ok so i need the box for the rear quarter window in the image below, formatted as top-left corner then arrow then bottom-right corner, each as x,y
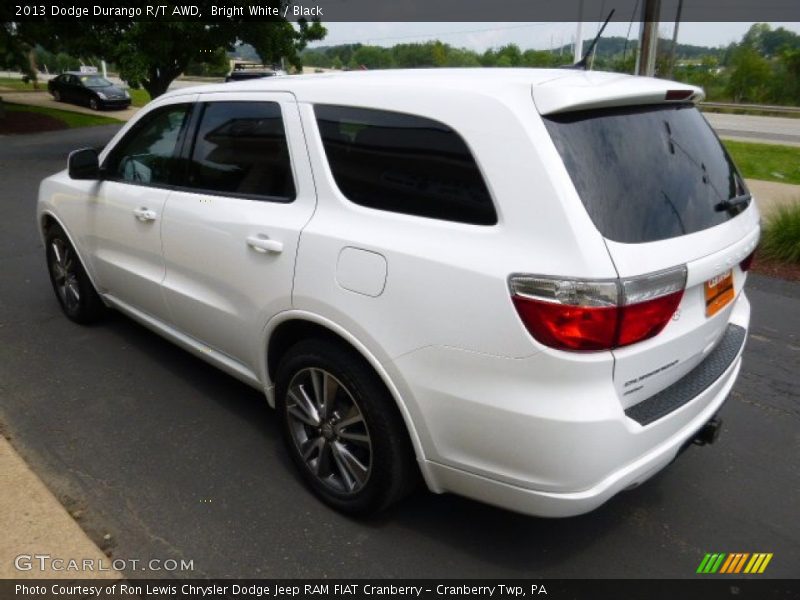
315,105 -> 497,225
544,104 -> 749,244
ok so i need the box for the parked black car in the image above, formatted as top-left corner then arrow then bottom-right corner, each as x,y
48,72 -> 130,110
224,68 -> 285,82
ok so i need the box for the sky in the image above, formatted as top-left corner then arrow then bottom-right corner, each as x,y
307,22 -> 800,52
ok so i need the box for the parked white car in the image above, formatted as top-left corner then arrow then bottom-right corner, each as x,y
37,69 -> 759,517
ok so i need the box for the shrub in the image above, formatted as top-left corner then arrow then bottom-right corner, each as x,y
760,202 -> 800,263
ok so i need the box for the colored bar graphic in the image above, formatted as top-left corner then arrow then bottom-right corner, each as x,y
734,553 -> 750,573
699,552 -> 773,574
711,553 -> 726,573
744,554 -> 759,573
727,553 -> 738,573
720,554 -> 736,573
758,554 -> 773,573
697,554 -> 712,573
720,554 -> 737,574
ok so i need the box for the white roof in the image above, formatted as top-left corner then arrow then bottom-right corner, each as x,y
163,68 -> 703,115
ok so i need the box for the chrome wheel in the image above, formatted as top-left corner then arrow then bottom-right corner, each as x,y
286,367 -> 372,495
49,238 -> 80,313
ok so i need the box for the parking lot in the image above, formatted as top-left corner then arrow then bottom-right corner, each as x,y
0,125 -> 798,578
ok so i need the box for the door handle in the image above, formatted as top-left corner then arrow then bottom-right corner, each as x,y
133,207 -> 157,222
246,235 -> 283,254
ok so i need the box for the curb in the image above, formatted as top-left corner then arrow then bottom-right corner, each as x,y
0,435 -> 121,579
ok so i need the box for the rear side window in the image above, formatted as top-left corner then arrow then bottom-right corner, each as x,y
544,104 -> 749,244
315,105 -> 496,225
187,101 -> 295,201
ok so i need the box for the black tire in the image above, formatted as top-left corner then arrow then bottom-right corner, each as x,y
45,224 -> 105,324
52,90 -> 61,102
275,338 -> 418,515
89,98 -> 99,111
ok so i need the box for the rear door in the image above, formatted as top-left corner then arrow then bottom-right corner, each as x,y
64,75 -> 80,102
159,92 -> 316,374
543,103 -> 759,408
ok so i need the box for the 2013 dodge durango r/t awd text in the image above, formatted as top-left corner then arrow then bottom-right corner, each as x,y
37,69 -> 759,517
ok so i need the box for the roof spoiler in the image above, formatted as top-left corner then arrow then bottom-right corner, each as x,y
533,77 -> 705,116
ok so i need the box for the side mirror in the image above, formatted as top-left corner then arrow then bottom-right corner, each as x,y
68,147 -> 100,180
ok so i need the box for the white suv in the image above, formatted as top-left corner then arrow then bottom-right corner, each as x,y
37,69 -> 759,517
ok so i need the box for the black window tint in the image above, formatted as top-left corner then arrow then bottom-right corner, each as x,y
187,101 -> 295,201
104,104 -> 190,186
544,104 -> 749,244
315,105 -> 496,225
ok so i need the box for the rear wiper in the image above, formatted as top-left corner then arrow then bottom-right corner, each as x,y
715,193 -> 751,212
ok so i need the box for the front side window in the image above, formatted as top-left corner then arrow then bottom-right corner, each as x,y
315,105 -> 497,225
186,101 -> 295,201
104,104 -> 190,186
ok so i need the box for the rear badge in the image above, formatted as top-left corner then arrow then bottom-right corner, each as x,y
705,270 -> 734,317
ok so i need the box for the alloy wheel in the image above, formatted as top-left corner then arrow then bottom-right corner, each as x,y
285,367 -> 372,495
49,238 -> 81,313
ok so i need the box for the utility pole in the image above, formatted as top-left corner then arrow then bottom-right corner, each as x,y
637,0 -> 660,77
573,0 -> 584,63
667,0 -> 683,79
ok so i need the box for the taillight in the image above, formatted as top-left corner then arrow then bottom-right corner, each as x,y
665,89 -> 694,101
740,249 -> 756,272
509,266 -> 687,352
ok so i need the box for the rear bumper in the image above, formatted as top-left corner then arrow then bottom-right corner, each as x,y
425,355 -> 740,517
395,293 -> 749,517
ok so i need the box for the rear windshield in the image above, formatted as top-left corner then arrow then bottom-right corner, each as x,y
544,104 -> 749,244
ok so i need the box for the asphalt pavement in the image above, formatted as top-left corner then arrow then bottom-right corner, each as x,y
0,126 -> 798,579
703,112 -> 800,146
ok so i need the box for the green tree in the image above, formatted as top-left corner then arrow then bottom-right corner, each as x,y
521,49 -> 559,68
443,48 -> 481,67
25,4 -> 325,97
352,45 -> 393,69
0,17 -> 37,83
495,44 -> 522,67
185,47 -> 231,77
726,45 -> 771,102
771,48 -> 800,104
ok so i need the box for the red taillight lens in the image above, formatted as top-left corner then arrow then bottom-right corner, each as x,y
510,267 -> 686,352
740,250 -> 756,272
512,296 -> 618,351
617,290 -> 684,347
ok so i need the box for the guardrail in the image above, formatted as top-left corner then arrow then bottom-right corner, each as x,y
701,102 -> 800,115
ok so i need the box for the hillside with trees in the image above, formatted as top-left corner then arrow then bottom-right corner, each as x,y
302,24 -> 800,106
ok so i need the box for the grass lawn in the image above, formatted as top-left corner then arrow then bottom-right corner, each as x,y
128,88 -> 151,107
723,140 -> 800,186
0,76 -> 43,91
4,102 -> 122,128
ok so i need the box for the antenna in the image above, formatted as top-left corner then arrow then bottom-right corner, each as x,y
565,9 -> 615,70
